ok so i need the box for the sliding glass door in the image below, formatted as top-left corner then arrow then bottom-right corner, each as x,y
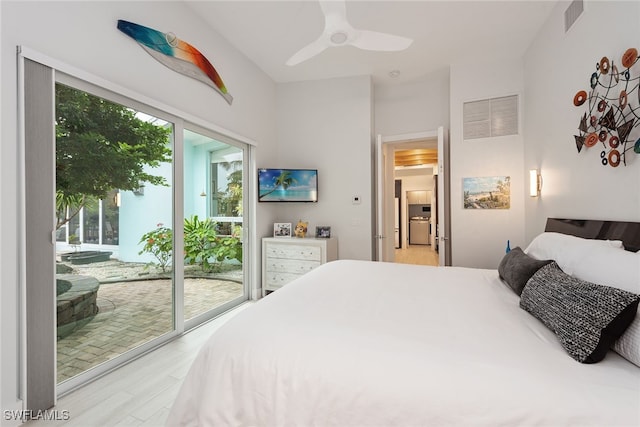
183,128 -> 247,326
20,53 -> 252,405
55,82 -> 177,385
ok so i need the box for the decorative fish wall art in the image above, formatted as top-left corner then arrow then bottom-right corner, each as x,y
117,19 -> 233,105
572,47 -> 639,167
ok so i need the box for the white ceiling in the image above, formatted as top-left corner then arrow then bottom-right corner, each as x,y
184,0 -> 558,85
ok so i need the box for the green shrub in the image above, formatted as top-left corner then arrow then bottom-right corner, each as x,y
139,216 -> 242,273
138,223 -> 173,272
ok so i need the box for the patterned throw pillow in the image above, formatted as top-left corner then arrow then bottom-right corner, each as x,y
520,262 -> 640,363
498,247 -> 552,295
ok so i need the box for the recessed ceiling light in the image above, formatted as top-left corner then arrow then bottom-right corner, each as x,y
330,31 -> 348,44
389,70 -> 401,78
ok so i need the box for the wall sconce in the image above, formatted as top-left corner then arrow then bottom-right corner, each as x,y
200,190 -> 207,197
529,169 -> 542,197
114,192 -> 122,207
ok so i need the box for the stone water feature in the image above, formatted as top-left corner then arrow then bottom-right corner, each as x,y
60,250 -> 113,265
56,274 -> 100,339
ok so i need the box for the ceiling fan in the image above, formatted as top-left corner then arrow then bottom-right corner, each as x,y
286,0 -> 413,66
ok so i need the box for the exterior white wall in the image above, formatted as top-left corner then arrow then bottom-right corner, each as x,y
1,0 -> 277,416
449,59 -> 526,268
119,162 -> 174,263
183,139 -> 198,220
274,76 -> 374,260
523,0 -> 640,242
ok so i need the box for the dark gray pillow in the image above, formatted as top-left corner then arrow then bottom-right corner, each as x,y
520,262 -> 640,363
498,247 -> 552,295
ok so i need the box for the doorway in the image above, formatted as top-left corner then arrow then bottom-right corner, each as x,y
375,128 -> 451,266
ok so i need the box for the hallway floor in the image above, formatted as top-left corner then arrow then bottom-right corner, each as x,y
394,244 -> 439,266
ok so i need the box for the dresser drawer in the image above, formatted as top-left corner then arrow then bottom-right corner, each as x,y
265,257 -> 321,274
265,271 -> 304,290
265,244 -> 321,261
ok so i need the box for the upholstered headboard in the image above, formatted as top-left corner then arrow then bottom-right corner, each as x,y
545,218 -> 640,252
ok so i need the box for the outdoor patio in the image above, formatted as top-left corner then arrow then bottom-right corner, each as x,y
56,259 -> 243,383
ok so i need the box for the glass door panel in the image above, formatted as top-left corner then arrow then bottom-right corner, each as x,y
183,129 -> 246,322
55,83 -> 175,384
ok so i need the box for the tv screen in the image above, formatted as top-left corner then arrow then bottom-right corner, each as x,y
258,168 -> 318,202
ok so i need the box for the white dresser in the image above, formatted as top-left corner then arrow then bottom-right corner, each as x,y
262,237 -> 338,296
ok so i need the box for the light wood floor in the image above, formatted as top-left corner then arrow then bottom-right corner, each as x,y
394,244 -> 439,266
26,303 -> 251,427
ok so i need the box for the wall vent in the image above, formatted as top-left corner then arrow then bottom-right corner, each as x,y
463,95 -> 518,140
564,0 -> 584,33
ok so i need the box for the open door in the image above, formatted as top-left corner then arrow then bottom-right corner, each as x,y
375,134 -> 398,262
376,129 -> 449,265
375,134 -> 385,260
436,126 -> 451,265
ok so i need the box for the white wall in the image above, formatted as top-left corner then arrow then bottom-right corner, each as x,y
374,68 -> 450,136
449,59 -> 526,268
275,76 -> 373,260
524,0 -> 640,242
1,0 -> 277,417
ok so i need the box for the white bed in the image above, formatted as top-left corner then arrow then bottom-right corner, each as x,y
168,225 -> 640,427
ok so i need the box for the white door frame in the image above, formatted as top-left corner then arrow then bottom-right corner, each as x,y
375,129 -> 450,265
436,126 -> 452,266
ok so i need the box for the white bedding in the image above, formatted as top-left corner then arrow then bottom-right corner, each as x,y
167,260 -> 640,426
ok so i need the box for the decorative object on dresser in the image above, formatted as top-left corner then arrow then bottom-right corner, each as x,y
315,226 -> 331,238
262,237 -> 338,296
273,222 -> 292,238
294,220 -> 308,238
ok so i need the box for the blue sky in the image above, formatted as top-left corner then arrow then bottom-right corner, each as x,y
258,169 -> 317,190
463,176 -> 509,194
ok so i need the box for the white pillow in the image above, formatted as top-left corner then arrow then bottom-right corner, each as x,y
571,243 -> 639,293
569,243 -> 640,367
524,232 -> 625,275
614,309 -> 640,367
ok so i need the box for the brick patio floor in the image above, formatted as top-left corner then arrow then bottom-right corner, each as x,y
57,277 -> 243,383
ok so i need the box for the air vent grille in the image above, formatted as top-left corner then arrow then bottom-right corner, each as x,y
565,0 -> 584,33
463,95 -> 518,140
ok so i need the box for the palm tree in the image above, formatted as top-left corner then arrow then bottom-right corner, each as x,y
259,170 -> 298,199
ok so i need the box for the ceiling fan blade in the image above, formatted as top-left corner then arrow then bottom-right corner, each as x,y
351,30 -> 413,52
319,0 -> 347,22
286,38 -> 329,66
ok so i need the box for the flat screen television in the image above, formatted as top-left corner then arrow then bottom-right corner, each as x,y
258,168 -> 318,202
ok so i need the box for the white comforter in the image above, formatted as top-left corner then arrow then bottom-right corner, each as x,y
167,260 -> 640,426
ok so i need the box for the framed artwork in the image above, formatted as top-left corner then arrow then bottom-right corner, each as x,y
273,223 -> 292,237
463,176 -> 510,209
315,226 -> 331,238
